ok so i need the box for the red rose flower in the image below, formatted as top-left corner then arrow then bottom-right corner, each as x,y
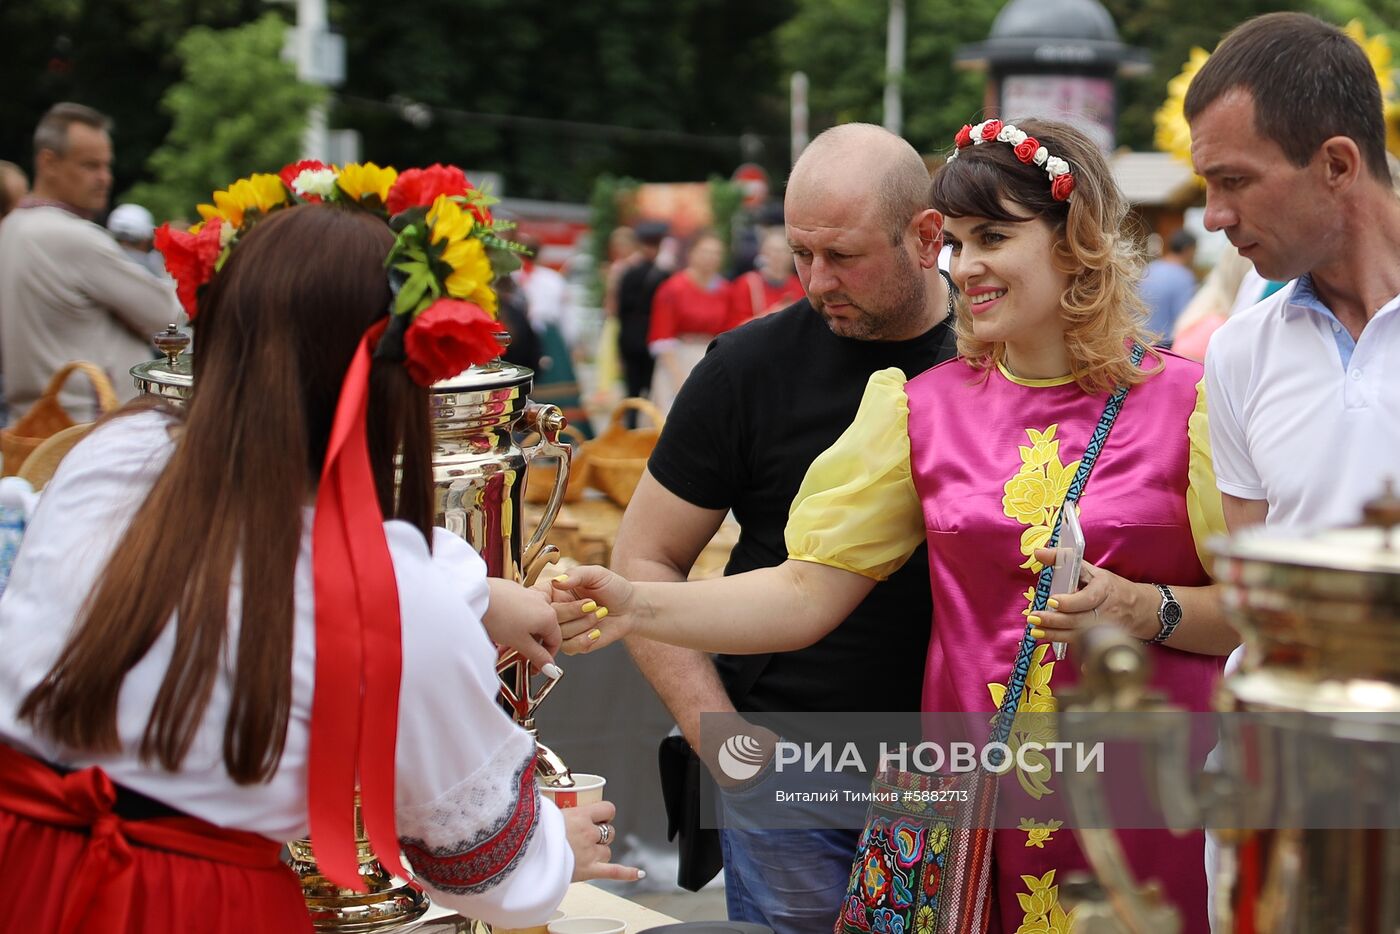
1013,136 -> 1039,164
278,160 -> 332,201
154,221 -> 223,321
402,298 -> 503,385
1051,172 -> 1076,201
386,164 -> 471,215
980,120 -> 1003,141
954,124 -> 973,149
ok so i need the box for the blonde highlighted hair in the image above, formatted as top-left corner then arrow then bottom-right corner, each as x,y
930,118 -> 1160,395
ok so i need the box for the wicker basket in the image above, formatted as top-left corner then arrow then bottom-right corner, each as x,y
1,361 -> 118,477
587,397 -> 665,507
524,424 -> 590,504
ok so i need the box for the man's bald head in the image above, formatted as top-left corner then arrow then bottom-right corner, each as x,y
787,123 -> 930,243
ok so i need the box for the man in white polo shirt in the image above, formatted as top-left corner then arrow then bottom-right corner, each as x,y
1187,16 -> 1400,927
1187,12 -> 1400,533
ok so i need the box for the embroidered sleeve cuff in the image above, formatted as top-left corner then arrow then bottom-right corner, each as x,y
398,730 -> 540,895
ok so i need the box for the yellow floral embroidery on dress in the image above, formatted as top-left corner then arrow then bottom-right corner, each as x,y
1019,818 -> 1064,848
915,904 -> 935,934
1014,870 -> 1075,934
1002,426 -> 1080,571
998,428 -> 1080,932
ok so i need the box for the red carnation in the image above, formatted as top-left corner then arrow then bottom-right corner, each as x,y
154,221 -> 223,321
386,164 -> 471,215
403,298 -> 503,385
1013,137 -> 1039,164
279,160 -> 332,201
1051,173 -> 1076,201
980,120 -> 1003,141
954,124 -> 974,148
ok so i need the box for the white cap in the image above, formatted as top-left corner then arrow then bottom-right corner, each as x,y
107,203 -> 155,241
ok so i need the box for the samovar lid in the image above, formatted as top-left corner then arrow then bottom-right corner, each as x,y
1213,481 -> 1400,575
1215,524 -> 1400,575
431,358 -> 533,393
131,324 -> 193,395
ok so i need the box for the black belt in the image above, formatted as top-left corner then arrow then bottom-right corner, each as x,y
30,747 -> 187,821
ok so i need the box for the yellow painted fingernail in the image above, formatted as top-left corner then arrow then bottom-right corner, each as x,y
553,574 -> 569,583
1030,628 -> 1047,640
594,607 -> 609,620
587,628 -> 602,641
1047,598 -> 1060,609
1027,615 -> 1042,626
581,600 -> 598,613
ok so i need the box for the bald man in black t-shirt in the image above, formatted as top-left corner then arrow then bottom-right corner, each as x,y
617,124 -> 959,934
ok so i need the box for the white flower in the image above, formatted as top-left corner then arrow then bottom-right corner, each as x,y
1046,157 -> 1070,178
1033,147 -> 1049,166
1009,128 -> 1028,146
217,220 -> 235,249
293,168 -> 339,199
997,125 -> 1017,143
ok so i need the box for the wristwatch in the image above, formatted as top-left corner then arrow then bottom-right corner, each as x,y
1148,584 -> 1183,644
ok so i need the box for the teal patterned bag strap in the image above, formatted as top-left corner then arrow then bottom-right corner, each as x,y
989,342 -> 1145,747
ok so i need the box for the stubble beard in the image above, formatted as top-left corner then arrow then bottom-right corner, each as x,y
815,246 -> 928,341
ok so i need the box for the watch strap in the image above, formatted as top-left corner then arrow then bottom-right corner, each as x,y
1149,583 -> 1182,645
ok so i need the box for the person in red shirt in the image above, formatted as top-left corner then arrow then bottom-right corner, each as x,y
727,228 -> 804,328
647,229 -> 731,411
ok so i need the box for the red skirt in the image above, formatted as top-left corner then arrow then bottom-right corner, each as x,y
0,743 -> 311,934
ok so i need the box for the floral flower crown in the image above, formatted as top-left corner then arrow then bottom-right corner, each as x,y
948,120 -> 1076,202
154,160 -> 526,385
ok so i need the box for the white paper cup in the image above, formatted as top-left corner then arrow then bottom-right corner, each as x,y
538,773 -> 606,808
548,917 -> 625,934
492,909 -> 565,934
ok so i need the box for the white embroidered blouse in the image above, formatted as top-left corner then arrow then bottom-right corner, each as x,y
0,411 -> 571,927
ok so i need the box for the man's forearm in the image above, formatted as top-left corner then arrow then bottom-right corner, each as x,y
615,552 -> 734,745
626,637 -> 733,746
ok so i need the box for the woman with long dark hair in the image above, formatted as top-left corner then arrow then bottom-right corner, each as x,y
0,171 -> 637,933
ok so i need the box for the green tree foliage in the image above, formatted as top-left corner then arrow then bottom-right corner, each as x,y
781,0 -> 1400,156
0,0 -> 261,204
778,0 -> 1002,156
1103,0 -> 1400,149
332,0 -> 795,202
125,15 -> 323,221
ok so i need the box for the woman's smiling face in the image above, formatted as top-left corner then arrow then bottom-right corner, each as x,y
942,207 -> 1073,350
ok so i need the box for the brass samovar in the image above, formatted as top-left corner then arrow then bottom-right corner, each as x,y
1058,488 -> 1400,933
133,324 -> 575,930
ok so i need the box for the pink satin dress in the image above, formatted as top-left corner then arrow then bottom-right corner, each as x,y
905,353 -> 1223,934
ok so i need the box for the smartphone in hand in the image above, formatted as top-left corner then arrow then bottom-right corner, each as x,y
1047,505 -> 1085,660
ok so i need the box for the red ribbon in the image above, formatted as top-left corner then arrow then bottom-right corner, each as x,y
309,319 -> 406,889
0,744 -> 283,934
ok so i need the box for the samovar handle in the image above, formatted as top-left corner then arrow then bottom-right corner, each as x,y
519,403 -> 572,581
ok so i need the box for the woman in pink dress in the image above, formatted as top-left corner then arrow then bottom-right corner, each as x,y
554,119 -> 1237,932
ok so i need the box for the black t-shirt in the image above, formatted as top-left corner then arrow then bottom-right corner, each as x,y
647,296 -> 959,713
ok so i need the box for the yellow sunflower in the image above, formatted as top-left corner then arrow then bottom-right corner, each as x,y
427,195 -> 474,245
196,173 -> 289,229
440,237 -> 495,305
337,162 -> 398,204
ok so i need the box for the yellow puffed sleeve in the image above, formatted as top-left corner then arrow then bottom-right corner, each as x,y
785,368 -> 926,580
1187,378 -> 1229,573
